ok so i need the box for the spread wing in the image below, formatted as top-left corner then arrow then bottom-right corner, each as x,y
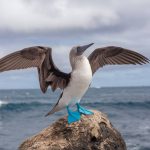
0,46 -> 71,93
88,46 -> 149,74
0,46 -> 46,71
44,49 -> 71,92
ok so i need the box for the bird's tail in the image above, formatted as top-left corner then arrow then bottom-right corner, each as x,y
45,92 -> 65,117
45,110 -> 54,117
45,103 -> 64,117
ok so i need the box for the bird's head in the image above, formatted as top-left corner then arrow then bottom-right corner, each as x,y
69,43 -> 94,68
70,43 -> 94,57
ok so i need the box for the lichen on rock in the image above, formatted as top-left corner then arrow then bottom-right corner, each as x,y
19,110 -> 126,150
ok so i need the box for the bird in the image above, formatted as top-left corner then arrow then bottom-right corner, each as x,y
0,43 -> 149,124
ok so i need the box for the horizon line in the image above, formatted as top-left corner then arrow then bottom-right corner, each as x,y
0,85 -> 150,90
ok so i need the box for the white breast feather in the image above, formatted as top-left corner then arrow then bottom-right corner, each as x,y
59,56 -> 92,107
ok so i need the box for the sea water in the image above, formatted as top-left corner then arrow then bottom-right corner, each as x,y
0,87 -> 150,150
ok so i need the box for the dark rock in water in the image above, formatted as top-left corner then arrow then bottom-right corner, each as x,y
19,110 -> 126,150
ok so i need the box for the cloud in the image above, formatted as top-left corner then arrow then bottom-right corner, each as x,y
91,65 -> 150,88
0,0 -> 119,33
0,0 -> 150,88
0,51 -> 4,57
0,0 -> 150,36
1,0 -> 150,52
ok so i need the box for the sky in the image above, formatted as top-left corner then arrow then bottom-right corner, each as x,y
0,0 -> 150,89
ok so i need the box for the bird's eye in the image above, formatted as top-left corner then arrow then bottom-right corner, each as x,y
77,47 -> 80,53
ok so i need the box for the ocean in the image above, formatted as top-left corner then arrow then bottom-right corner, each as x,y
0,87 -> 150,150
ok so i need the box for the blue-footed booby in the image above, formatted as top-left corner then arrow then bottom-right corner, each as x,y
0,44 -> 149,124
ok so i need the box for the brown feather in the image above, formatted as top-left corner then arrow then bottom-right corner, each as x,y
88,46 -> 149,74
0,46 -> 71,93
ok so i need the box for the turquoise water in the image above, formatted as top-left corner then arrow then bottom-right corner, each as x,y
0,87 -> 150,150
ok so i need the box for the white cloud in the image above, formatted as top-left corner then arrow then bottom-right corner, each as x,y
0,0 -> 119,33
0,47 -> 7,57
0,0 -> 150,88
0,51 -> 4,57
0,0 -> 150,35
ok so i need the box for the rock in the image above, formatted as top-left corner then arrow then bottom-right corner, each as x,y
19,110 -> 126,150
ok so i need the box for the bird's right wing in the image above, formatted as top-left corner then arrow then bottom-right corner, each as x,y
44,49 -> 71,92
0,46 -> 71,93
0,46 -> 47,72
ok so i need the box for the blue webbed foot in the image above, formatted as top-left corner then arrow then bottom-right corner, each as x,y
76,103 -> 94,115
67,106 -> 81,124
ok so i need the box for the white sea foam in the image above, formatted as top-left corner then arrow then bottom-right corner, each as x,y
0,100 -> 8,107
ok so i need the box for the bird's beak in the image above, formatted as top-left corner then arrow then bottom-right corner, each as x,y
77,43 -> 94,55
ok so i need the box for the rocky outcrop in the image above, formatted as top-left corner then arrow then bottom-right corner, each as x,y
19,110 -> 126,150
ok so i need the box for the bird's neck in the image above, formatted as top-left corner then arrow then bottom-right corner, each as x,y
71,56 -> 91,72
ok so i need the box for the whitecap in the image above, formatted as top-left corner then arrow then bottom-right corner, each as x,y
0,100 -> 8,107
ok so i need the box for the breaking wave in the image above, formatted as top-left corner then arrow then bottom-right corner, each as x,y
0,100 -> 150,112
0,100 -> 8,107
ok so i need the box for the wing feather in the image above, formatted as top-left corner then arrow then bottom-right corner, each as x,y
88,46 -> 149,74
0,46 -> 71,93
0,47 -> 46,72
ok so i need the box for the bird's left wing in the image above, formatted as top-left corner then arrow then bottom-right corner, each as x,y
88,46 -> 149,74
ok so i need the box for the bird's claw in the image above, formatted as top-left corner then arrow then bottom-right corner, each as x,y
67,106 -> 81,124
76,103 -> 94,115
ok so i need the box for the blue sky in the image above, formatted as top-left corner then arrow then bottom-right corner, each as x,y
0,0 -> 150,89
